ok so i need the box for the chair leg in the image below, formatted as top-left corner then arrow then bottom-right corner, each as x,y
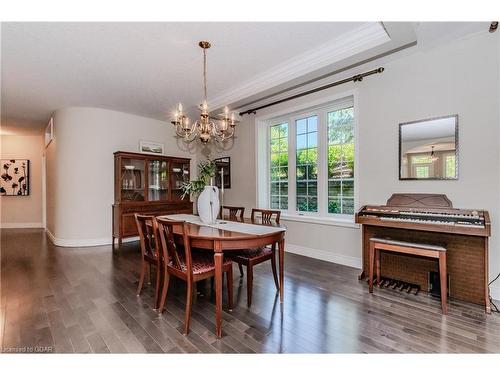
154,265 -> 161,309
184,280 -> 193,334
158,272 -> 170,313
227,265 -> 233,310
369,242 -> 375,293
136,260 -> 146,296
439,252 -> 448,315
246,265 -> 253,308
375,249 -> 381,285
238,263 -> 244,277
270,248 -> 280,291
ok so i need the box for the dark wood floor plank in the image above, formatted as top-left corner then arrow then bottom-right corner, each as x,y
66,324 -> 92,353
151,317 -> 200,353
92,301 -> 148,353
85,332 -> 111,353
47,310 -> 74,353
2,228 -> 500,354
87,309 -> 128,353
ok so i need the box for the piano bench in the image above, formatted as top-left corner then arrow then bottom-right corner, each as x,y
368,237 -> 448,314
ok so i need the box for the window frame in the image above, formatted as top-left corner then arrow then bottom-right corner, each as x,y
259,93 -> 358,224
269,122 -> 290,211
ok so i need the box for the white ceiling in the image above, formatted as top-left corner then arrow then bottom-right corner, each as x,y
401,116 -> 457,141
1,22 -> 372,123
1,22 -> 489,128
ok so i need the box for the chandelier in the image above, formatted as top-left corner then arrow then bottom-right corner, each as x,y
171,41 -> 236,144
429,145 -> 438,162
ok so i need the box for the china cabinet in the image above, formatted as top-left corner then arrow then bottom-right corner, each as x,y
112,151 -> 192,247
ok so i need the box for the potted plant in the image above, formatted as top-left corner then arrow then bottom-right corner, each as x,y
181,159 -> 219,224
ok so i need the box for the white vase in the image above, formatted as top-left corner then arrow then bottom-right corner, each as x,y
197,185 -> 220,224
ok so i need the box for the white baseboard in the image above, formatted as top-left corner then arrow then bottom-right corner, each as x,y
45,229 -> 138,248
0,222 -> 44,229
285,243 -> 362,269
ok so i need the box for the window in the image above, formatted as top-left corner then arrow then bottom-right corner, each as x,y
444,154 -> 456,178
327,107 -> 354,214
263,96 -> 356,220
270,123 -> 288,210
415,166 -> 429,178
296,116 -> 318,212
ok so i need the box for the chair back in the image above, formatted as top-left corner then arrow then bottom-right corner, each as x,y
154,217 -> 192,276
221,205 -> 245,220
251,208 -> 281,224
135,214 -> 160,260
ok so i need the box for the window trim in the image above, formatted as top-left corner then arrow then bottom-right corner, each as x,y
256,90 -> 359,224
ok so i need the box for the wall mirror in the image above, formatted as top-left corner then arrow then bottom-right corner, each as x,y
399,115 -> 458,180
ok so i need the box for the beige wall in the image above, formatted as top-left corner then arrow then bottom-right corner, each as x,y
204,31 -> 500,298
46,107 -> 197,246
0,134 -> 44,227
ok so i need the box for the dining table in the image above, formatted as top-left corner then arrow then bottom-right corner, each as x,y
159,213 -> 286,338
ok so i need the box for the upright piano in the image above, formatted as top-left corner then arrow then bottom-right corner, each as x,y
355,193 -> 491,313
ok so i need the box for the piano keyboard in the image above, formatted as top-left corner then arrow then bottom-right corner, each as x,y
379,216 -> 485,228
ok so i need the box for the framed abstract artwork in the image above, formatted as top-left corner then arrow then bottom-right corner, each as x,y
1,160 -> 30,196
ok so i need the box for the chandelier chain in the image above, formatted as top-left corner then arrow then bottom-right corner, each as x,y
203,48 -> 207,103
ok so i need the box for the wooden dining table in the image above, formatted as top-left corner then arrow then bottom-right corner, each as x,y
159,213 -> 286,338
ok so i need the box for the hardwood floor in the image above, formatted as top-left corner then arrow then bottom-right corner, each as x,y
1,228 -> 500,353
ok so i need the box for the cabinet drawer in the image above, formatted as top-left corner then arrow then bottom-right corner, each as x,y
122,214 -> 139,236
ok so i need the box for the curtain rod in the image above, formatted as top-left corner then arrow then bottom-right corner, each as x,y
238,67 -> 384,116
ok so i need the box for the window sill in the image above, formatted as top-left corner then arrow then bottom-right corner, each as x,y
280,213 -> 360,229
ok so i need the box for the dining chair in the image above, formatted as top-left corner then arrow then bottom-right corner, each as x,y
220,205 -> 245,220
226,208 -> 280,307
135,214 -> 162,309
154,217 -> 233,335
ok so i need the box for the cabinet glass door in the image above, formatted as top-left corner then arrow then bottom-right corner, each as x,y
121,158 -> 145,201
148,160 -> 169,201
171,161 -> 190,201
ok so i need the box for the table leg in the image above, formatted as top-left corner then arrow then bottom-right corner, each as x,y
278,239 -> 285,303
214,242 -> 223,338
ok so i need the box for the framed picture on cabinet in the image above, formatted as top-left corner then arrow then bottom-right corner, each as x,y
139,140 -> 165,155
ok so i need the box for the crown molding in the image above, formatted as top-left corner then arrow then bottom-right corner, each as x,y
209,22 -> 390,110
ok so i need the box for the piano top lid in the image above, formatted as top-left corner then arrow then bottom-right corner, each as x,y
386,193 -> 453,208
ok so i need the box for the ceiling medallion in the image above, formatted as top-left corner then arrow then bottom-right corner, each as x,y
171,41 -> 236,144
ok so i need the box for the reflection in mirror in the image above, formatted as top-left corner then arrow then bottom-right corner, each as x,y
399,115 -> 458,180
